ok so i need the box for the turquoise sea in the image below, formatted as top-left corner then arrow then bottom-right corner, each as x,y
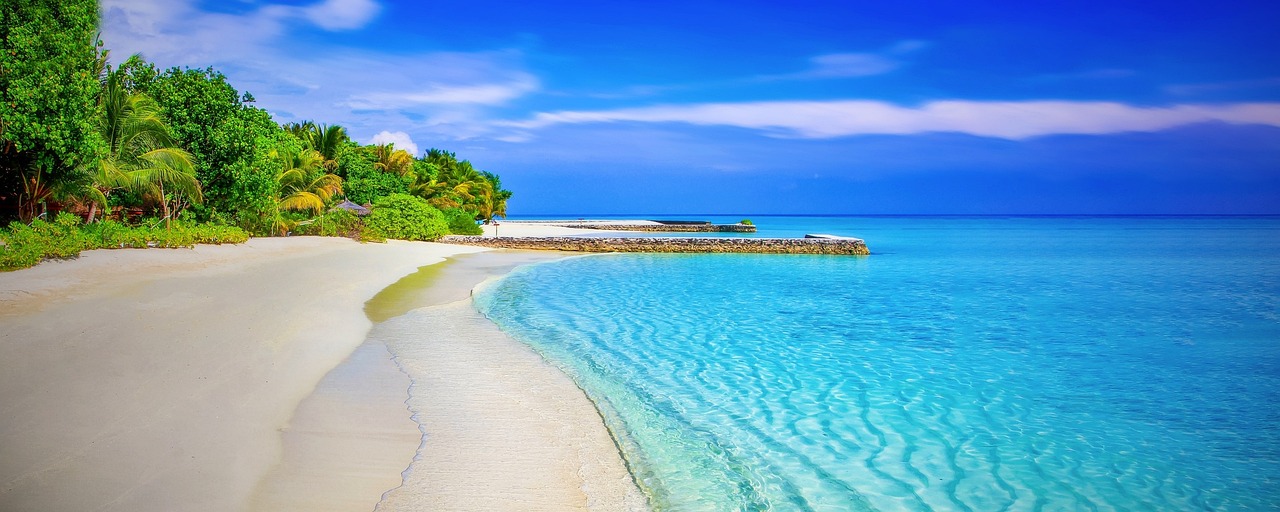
476,216 -> 1280,511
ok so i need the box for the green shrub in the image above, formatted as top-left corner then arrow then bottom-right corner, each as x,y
0,217 -> 249,272
0,222 -> 44,270
442,207 -> 482,235
366,193 -> 448,241
294,209 -> 363,238
740,219 -> 754,226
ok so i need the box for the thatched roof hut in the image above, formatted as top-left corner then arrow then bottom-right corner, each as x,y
335,200 -> 371,216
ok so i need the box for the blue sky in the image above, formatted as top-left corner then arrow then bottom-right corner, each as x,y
101,0 -> 1280,214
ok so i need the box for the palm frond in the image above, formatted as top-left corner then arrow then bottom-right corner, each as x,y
135,148 -> 203,203
278,192 -> 325,215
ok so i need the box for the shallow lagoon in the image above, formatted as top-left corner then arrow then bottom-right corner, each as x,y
477,217 -> 1280,510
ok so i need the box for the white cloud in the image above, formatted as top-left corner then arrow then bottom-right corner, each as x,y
505,100 -> 1280,140
100,0 -> 539,145
801,53 -> 899,78
345,77 -> 539,109
369,131 -> 420,156
303,0 -> 381,31
757,40 -> 928,81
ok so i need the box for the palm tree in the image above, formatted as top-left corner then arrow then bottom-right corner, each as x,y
130,151 -> 202,229
98,65 -> 201,227
270,146 -> 342,235
473,179 -> 507,225
372,143 -> 414,177
310,124 -> 348,170
409,177 -> 472,209
283,121 -> 348,170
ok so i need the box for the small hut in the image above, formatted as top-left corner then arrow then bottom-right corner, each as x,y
335,199 -> 371,216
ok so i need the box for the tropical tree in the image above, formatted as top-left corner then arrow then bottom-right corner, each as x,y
372,143 -> 414,177
269,145 -> 342,234
117,58 -> 277,219
0,0 -> 104,222
337,145 -> 409,205
131,148 -> 203,229
475,171 -> 511,224
284,121 -> 348,170
473,180 -> 505,225
409,176 -> 472,210
92,65 -> 202,225
411,148 -> 511,221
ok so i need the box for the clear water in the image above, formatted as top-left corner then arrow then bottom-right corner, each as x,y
474,216 -> 1280,511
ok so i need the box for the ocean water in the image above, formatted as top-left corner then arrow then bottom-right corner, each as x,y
474,216 -> 1280,511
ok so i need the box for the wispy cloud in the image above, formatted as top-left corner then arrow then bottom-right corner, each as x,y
503,100 -> 1280,140
755,40 -> 927,81
579,40 -> 928,100
344,77 -> 539,109
100,0 -> 539,143
1165,77 -> 1280,97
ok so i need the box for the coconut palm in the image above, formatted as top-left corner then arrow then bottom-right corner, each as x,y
372,143 -> 414,177
283,121 -> 348,170
473,179 -> 506,225
409,176 -> 472,210
270,146 -> 342,234
97,66 -> 201,227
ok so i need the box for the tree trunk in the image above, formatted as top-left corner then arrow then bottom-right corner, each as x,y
160,181 -> 170,230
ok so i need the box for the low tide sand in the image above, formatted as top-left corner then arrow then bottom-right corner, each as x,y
0,229 -> 644,511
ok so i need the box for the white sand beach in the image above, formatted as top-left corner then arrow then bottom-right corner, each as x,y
0,232 -> 643,511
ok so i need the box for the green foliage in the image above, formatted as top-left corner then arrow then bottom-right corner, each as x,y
442,207 -> 482,235
0,216 -> 248,271
340,147 -> 410,205
98,67 -> 203,228
293,208 -> 363,238
740,219 -> 754,225
366,194 -> 448,241
119,60 -> 277,218
0,0 -> 104,222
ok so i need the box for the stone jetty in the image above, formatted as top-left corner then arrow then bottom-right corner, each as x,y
439,236 -> 870,255
503,220 -> 757,233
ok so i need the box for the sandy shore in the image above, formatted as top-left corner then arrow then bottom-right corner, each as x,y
0,230 -> 644,511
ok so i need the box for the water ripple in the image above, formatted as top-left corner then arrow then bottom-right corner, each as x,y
475,218 -> 1280,511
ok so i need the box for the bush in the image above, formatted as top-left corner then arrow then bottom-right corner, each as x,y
442,207 -> 482,235
0,217 -> 249,272
294,209 -> 364,238
365,193 -> 448,241
740,219 -> 754,226
0,222 -> 44,270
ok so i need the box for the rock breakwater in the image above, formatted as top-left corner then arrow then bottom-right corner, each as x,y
564,223 -> 757,233
439,236 -> 870,255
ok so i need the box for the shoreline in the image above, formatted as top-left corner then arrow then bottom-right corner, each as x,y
0,228 -> 648,511
0,237 -> 488,511
252,250 -> 647,511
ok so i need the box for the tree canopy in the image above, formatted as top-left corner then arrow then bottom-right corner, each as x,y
0,9 -> 513,240
0,0 -> 104,221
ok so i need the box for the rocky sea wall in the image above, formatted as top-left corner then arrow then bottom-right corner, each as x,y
439,236 -> 870,255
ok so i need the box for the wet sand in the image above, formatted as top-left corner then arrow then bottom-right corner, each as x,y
0,237 -> 487,511
0,229 -> 646,511
252,251 -> 648,511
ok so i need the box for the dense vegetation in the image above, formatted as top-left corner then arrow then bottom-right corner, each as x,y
0,0 -> 510,270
